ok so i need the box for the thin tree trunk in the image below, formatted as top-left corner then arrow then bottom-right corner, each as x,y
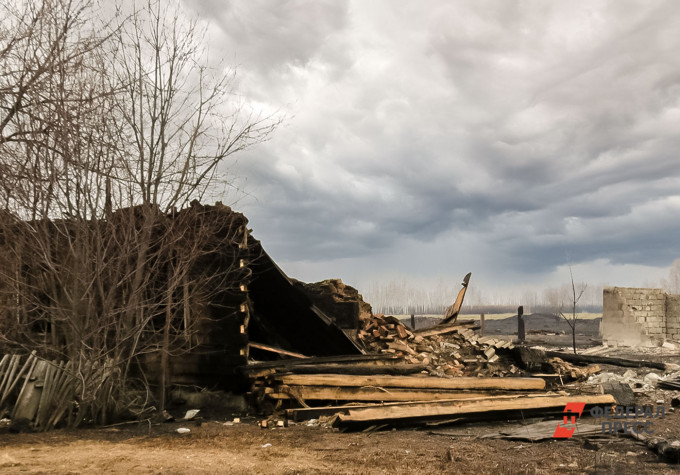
160,288 -> 172,411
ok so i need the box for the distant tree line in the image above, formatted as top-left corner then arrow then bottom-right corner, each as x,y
364,277 -> 604,316
373,303 -> 603,317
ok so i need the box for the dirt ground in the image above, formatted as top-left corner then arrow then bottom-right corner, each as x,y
2,408 -> 680,474
3,322 -> 680,474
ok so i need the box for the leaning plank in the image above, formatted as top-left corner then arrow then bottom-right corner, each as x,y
0,355 -> 18,401
248,342 -> 308,359
47,361 -> 75,429
545,351 -> 667,370
333,394 -> 616,427
273,374 -> 546,391
35,361 -> 56,430
285,393 -> 552,421
269,386 -> 518,403
8,353 -> 38,412
441,272 -> 472,324
0,354 -> 10,393
13,359 -> 48,421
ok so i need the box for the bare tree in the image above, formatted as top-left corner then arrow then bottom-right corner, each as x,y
0,0 -> 279,425
559,266 -> 587,354
661,258 -> 680,294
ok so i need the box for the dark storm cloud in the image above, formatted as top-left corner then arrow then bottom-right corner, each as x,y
186,0 -> 680,286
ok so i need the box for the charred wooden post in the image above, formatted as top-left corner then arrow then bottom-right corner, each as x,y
480,313 -> 485,336
517,306 -> 525,342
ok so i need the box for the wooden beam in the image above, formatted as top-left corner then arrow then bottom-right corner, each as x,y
269,385 -> 523,402
248,342 -> 308,359
241,354 -> 403,372
333,394 -> 616,427
285,393 -> 552,421
545,351 -> 667,370
413,319 -> 477,336
273,374 -> 546,391
280,363 -> 427,376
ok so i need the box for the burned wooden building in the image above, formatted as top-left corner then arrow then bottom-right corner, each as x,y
152,205 -> 364,387
0,202 -> 361,395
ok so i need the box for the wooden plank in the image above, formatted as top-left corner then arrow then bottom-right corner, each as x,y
285,393 -> 552,421
413,321 -> 478,338
47,361 -> 75,429
274,374 -> 546,391
269,385 -> 521,402
8,352 -> 37,411
0,354 -> 10,392
248,342 -> 308,359
35,361 -> 56,429
434,420 -> 602,441
545,351 -> 667,370
280,363 -> 427,376
0,355 -> 17,400
580,345 -> 609,355
441,272 -> 471,324
242,354 -> 403,372
333,394 -> 616,426
13,359 -> 48,421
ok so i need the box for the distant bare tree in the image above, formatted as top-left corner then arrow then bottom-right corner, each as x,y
661,258 -> 680,294
559,266 -> 587,354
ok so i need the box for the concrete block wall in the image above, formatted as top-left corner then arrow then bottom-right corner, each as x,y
666,294 -> 680,341
602,287 -> 669,346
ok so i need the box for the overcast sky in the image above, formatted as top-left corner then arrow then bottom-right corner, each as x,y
187,0 -> 680,303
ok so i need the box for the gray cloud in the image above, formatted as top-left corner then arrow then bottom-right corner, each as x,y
186,0 -> 680,292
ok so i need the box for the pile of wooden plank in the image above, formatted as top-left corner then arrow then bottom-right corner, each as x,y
357,316 -> 517,378
246,355 -> 614,430
244,316 -> 618,430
